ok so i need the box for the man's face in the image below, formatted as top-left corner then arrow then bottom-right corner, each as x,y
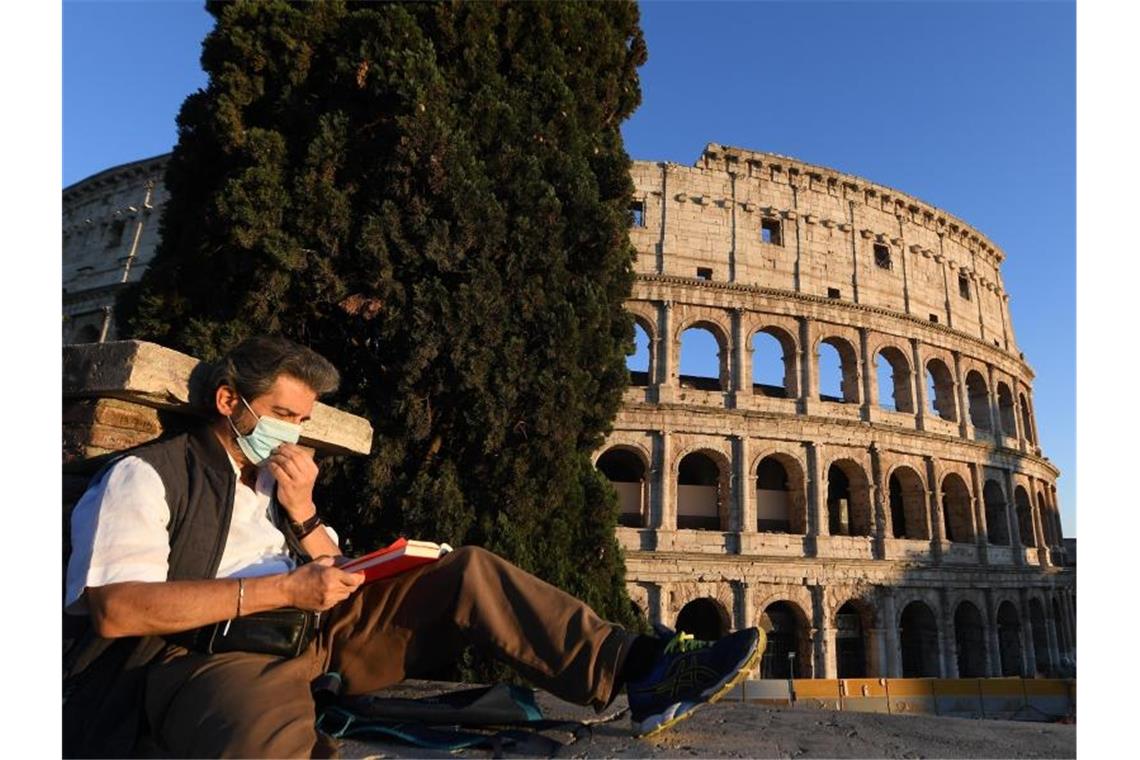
219,374 -> 318,465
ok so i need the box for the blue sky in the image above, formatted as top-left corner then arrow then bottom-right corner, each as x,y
62,0 -> 1076,537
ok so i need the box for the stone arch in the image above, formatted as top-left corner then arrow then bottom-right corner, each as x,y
996,600 -> 1024,676
885,464 -> 929,540
753,450 -> 808,534
1028,597 -> 1052,676
595,445 -> 650,529
983,479 -> 1010,545
925,357 -> 958,422
996,381 -> 1016,436
1015,486 -> 1035,548
750,324 -> 799,399
874,344 -> 915,413
940,472 -> 975,543
965,370 -> 991,433
826,458 -> 873,537
817,335 -> 861,404
675,597 -> 732,641
833,597 -> 875,678
758,599 -> 812,679
676,446 -> 732,531
627,317 -> 654,387
953,600 -> 988,677
678,320 -> 730,391
899,600 -> 942,677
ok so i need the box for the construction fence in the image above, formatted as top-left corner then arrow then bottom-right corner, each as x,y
723,678 -> 1075,722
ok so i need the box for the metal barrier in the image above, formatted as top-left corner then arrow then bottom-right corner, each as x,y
737,677 -> 1075,722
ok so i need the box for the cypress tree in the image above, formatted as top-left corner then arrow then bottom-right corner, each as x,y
118,0 -> 649,643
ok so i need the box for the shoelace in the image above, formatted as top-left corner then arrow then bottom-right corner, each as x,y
663,631 -> 710,654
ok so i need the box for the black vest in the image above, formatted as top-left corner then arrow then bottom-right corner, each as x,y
63,424 -> 239,758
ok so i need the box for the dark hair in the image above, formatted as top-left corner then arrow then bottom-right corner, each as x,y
208,336 -> 340,408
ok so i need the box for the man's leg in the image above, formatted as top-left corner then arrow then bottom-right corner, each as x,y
144,644 -> 336,758
318,546 -> 634,710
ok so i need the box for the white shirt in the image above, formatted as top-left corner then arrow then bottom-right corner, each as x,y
65,453 -> 337,614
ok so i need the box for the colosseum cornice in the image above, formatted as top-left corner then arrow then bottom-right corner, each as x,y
612,403 -> 1061,479
694,143 -> 1006,266
62,152 -> 170,204
631,274 -> 1036,381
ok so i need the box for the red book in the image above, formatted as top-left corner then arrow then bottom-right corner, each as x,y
340,537 -> 453,584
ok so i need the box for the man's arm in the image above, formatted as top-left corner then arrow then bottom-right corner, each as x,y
267,443 -> 343,559
85,558 -> 364,639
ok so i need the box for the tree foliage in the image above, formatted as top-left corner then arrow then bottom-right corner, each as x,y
118,0 -> 649,638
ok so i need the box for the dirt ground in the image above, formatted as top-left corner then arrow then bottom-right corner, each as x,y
334,681 -> 1076,759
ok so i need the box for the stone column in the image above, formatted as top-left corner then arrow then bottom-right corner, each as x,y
1041,596 -> 1060,676
869,443 -> 888,560
657,300 -> 676,403
799,317 -> 818,416
820,625 -> 838,679
646,583 -> 665,629
731,308 -> 747,406
924,456 -> 944,562
1027,475 -> 1050,566
881,589 -> 902,678
968,462 -> 988,560
868,627 -> 890,678
985,364 -> 1001,443
910,338 -> 928,432
939,588 -> 958,678
736,434 -> 754,533
658,430 -> 675,530
736,581 -> 756,630
1010,379 -> 1026,453
807,442 -> 828,540
1002,468 -> 1025,566
983,588 -> 1003,677
811,585 -> 834,678
1018,589 -> 1037,677
952,351 -> 971,439
860,327 -> 875,422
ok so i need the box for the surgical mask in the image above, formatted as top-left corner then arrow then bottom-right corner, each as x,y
227,395 -> 302,466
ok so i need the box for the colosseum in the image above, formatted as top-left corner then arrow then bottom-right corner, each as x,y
62,143 -> 1075,682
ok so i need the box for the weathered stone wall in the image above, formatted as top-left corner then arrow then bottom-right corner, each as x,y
607,144 -> 1074,680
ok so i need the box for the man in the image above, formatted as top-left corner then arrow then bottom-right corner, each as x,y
64,335 -> 763,757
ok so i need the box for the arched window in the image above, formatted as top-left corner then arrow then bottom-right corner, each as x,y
997,601 -> 1024,676
675,598 -> 730,642
677,452 -> 722,530
818,337 -> 859,404
899,601 -> 941,677
627,321 -> 651,387
925,358 -> 957,422
954,602 -> 988,677
596,448 -> 646,528
1015,487 -> 1035,548
997,382 -> 1016,436
827,460 -> 872,537
760,602 -> 809,679
835,601 -> 871,678
941,474 -> 974,543
679,325 -> 724,391
983,480 -> 1009,545
965,370 -> 991,433
875,347 -> 914,413
752,328 -> 797,398
888,467 -> 929,540
755,454 -> 807,534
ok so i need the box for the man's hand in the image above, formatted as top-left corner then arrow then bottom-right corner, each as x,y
285,557 -> 365,611
266,442 -> 319,521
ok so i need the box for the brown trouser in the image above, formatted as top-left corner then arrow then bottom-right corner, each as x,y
143,546 -> 633,758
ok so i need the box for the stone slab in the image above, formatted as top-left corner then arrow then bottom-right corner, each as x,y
63,341 -> 373,456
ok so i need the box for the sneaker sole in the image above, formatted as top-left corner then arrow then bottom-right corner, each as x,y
632,628 -> 766,739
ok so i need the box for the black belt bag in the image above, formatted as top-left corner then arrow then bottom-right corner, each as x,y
176,608 -> 319,658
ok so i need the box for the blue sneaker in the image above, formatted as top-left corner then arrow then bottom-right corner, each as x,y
627,627 -> 765,738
